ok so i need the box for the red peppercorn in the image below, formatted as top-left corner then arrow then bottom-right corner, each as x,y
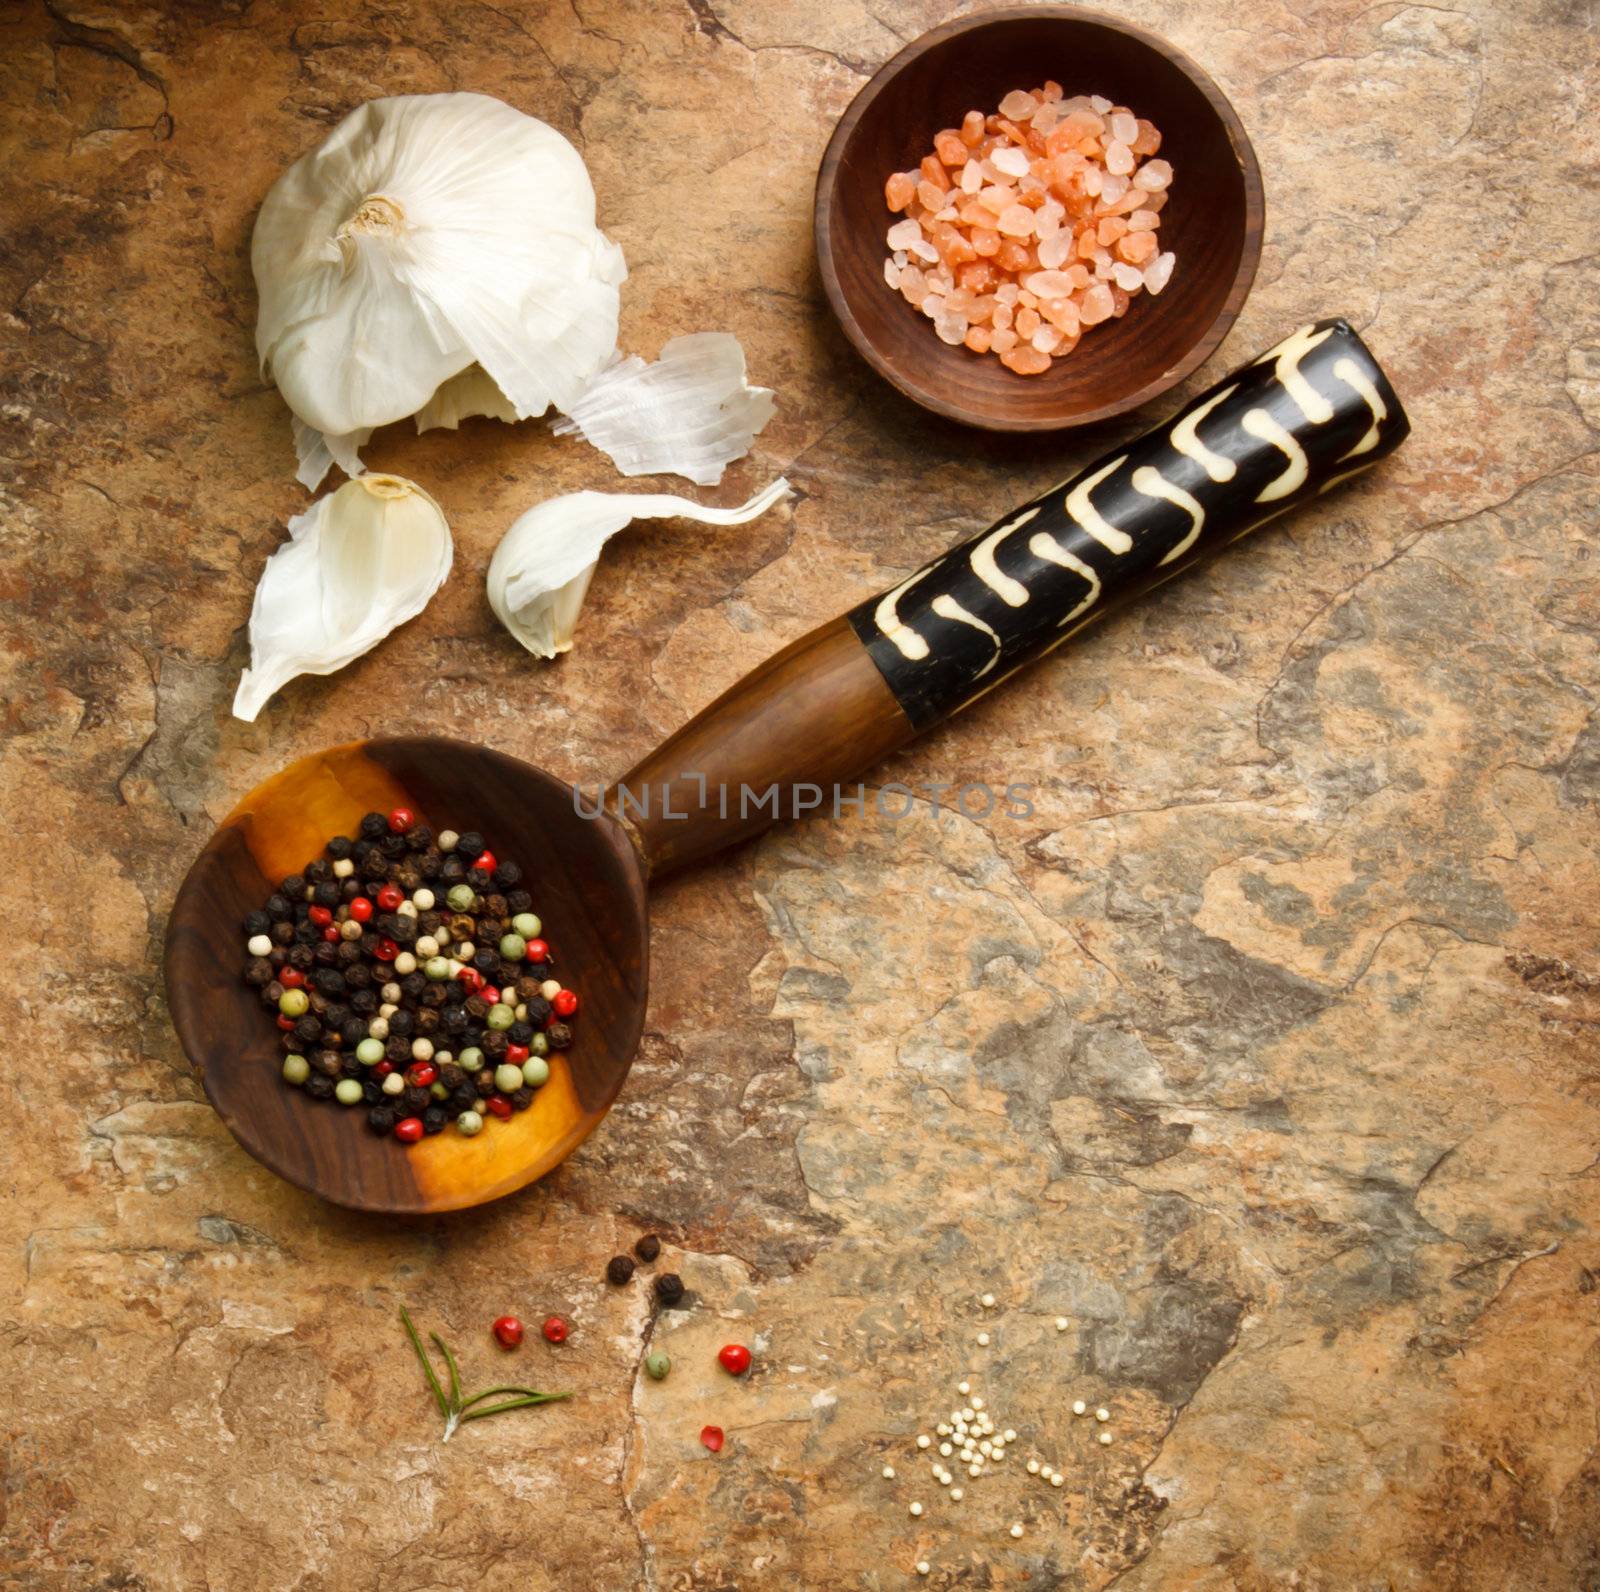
376,884 -> 404,912
373,1061 -> 393,1078
308,905 -> 333,927
407,1061 -> 438,1088
717,1343 -> 752,1376
322,926 -> 342,943
457,967 -> 483,991
486,1094 -> 513,1120
276,1014 -> 296,1031
552,989 -> 578,1018
393,1116 -> 423,1143
372,938 -> 399,962
475,849 -> 498,872
279,966 -> 306,989
492,1315 -> 524,1348
505,1043 -> 529,1065
388,807 -> 415,833
525,938 -> 549,963
349,896 -> 373,922
542,1316 -> 568,1344
700,1425 -> 725,1453
481,985 -> 500,1005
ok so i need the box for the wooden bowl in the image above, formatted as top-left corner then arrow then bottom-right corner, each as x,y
814,5 -> 1264,431
163,739 -> 649,1214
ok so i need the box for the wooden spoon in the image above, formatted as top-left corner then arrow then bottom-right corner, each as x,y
165,319 -> 1408,1212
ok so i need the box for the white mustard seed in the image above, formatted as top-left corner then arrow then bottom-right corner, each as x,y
957,1380 -> 970,1395
915,1563 -> 930,1577
971,1396 -> 985,1411
881,1465 -> 895,1479
1004,1429 -> 1017,1443
1098,1431 -> 1113,1445
976,1332 -> 990,1347
1072,1400 -> 1087,1416
1051,1473 -> 1065,1487
960,1407 -> 974,1421
1055,1317 -> 1069,1331
936,1423 -> 951,1436
1026,1459 -> 1040,1475
1010,1523 -> 1024,1539
1095,1408 -> 1110,1422
968,1463 -> 982,1478
939,1443 -> 952,1457
950,1487 -> 964,1501
980,1292 -> 996,1308
916,1434 -> 931,1449
909,1501 -> 923,1517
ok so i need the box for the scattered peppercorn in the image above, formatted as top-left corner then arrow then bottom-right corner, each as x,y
542,1316 -> 569,1344
492,1314 -> 524,1348
635,1233 -> 662,1264
644,1351 -> 671,1381
700,1425 -> 725,1453
717,1343 -> 752,1376
654,1273 -> 685,1307
606,1255 -> 636,1286
244,819 -> 581,1146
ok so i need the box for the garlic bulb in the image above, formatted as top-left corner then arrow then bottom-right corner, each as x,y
254,93 -> 625,488
233,474 -> 452,721
551,333 -> 777,486
488,479 -> 791,659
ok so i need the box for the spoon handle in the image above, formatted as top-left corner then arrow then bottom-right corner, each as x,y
848,318 -> 1407,729
621,319 -> 1408,876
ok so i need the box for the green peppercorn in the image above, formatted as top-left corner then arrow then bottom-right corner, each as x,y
456,1109 -> 484,1136
523,1056 -> 550,1088
529,1032 -> 550,1057
355,1037 -> 384,1064
447,883 -> 476,912
278,988 -> 310,1018
282,1054 -> 310,1086
424,955 -> 451,981
494,1062 -> 524,1094
499,933 -> 527,961
430,1081 -> 450,1100
644,1351 -> 671,1381
511,912 -> 542,939
458,1046 -> 484,1071
486,1004 -> 514,1032
334,1078 -> 364,1105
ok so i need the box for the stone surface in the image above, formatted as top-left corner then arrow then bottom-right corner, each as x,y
2,1 -> 1599,1587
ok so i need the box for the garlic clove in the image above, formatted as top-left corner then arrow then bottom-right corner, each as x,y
413,365 -> 519,434
487,478 -> 791,659
552,332 -> 777,487
233,473 -> 452,721
254,93 -> 625,468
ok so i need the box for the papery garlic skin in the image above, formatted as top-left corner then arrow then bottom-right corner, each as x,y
488,479 -> 791,659
552,333 -> 777,487
254,93 -> 625,481
413,365 -> 519,435
233,474 -> 453,721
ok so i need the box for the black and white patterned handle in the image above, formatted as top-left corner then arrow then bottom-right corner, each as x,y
848,319 -> 1410,729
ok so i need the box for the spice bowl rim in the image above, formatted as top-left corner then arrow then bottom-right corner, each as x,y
812,3 -> 1266,432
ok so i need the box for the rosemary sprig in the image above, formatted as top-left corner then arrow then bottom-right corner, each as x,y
400,1305 -> 571,1441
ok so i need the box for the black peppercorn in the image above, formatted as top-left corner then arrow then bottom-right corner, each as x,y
510,1087 -> 534,1111
363,1079 -> 384,1105
344,962 -> 372,989
452,1083 -> 478,1113
292,921 -> 319,946
305,1073 -> 336,1101
394,862 -> 422,892
438,1063 -> 466,1090
418,985 -> 446,1011
341,878 -> 362,902
352,838 -> 374,864
654,1273 -> 684,1306
324,1002 -> 351,1028
279,1030 -> 301,1053
483,1030 -> 508,1059
546,1022 -> 573,1050
326,835 -> 352,860
635,1234 -> 662,1263
506,1020 -> 533,1047
367,1104 -> 397,1134
339,1017 -> 368,1047
304,859 -> 330,885
313,941 -> 339,968
262,980 -> 285,1006
493,862 -> 522,889
364,854 -> 391,881
244,909 -> 272,937
380,831 -> 406,858
275,882 -> 302,908
403,1085 -> 430,1114
505,888 -> 532,914
472,948 -> 499,976
418,910 -> 444,936
419,848 -> 443,880
385,1036 -> 412,1065
606,1255 -> 636,1285
294,1014 -> 322,1044
349,988 -> 378,1016
390,916 -> 417,945
422,1106 -> 447,1134
525,996 -> 552,1027
457,831 -> 485,859
465,995 -> 489,1020
439,856 -> 467,884
387,1009 -> 415,1038
485,893 -> 509,919
271,921 -> 295,946
313,1050 -> 343,1077
443,980 -> 467,1005
468,867 -> 491,889
359,811 -> 388,840
314,968 -> 346,996
442,1005 -> 468,1036
339,1054 -> 362,1079
244,957 -> 274,987
476,1069 -> 497,1094
269,947 -> 289,970
336,941 -> 362,967
313,880 -> 341,908
415,1007 -> 440,1035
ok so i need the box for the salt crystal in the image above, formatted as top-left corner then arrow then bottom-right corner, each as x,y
910,238 -> 940,264
922,293 -> 945,319
1037,231 -> 1074,269
887,219 -> 923,251
999,89 -> 1038,121
1126,209 -> 1158,231
960,160 -> 984,193
961,109 -> 986,146
883,258 -> 900,288
1143,251 -> 1175,294
1042,296 -> 1079,336
991,146 -> 1030,178
1035,208 -> 1060,239
1104,140 -> 1133,176
1094,254 -> 1115,280
1112,262 -> 1144,291
995,280 -> 1019,304
936,313 -> 968,345
893,249 -> 908,267
1023,270 -> 1075,298
978,184 -> 1016,215
1134,158 -> 1173,191
1080,283 -> 1114,324
1110,112 -> 1138,145
997,204 -> 1035,238
935,206 -> 959,222
991,326 -> 1019,353
1090,94 -> 1112,114
991,302 -> 1014,330
1131,118 -> 1162,156
1000,344 -> 1051,375
1083,166 -> 1104,196
1033,102 -> 1061,136
1031,324 -> 1061,354
1101,173 -> 1129,203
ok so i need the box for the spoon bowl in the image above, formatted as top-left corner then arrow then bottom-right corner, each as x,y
164,737 -> 648,1213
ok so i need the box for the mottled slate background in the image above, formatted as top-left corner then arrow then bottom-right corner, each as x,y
3,0 -> 1599,1587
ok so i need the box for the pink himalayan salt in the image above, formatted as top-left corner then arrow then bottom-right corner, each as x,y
1133,158 -> 1173,191
1131,118 -> 1161,155
1143,250 -> 1176,294
1116,229 -> 1158,265
1126,208 -> 1159,231
1001,344 -> 1052,374
935,129 -> 968,166
965,324 -> 993,352
991,326 -> 1020,353
961,110 -> 986,145
997,204 -> 1035,237
1104,139 -> 1133,176
1079,282 -> 1114,325
1109,111 -> 1138,145
999,89 -> 1039,120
